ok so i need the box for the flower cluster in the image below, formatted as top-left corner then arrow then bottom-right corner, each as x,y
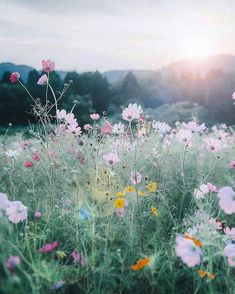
56,109 -> 82,135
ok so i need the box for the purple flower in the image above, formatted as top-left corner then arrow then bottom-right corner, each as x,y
6,255 -> 21,272
71,250 -> 86,267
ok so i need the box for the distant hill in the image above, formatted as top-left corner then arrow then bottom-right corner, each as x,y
158,55 -> 235,78
103,55 -> 235,83
2,55 -> 235,84
0,62 -> 34,82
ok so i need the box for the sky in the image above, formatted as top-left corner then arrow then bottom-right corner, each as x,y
1,0 -> 235,72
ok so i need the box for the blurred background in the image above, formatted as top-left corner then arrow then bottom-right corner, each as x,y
0,0 -> 235,129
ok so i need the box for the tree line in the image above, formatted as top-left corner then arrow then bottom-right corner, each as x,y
0,68 -> 235,127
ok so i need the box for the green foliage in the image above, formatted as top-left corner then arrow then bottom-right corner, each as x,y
1,67 -> 235,128
0,126 -> 235,293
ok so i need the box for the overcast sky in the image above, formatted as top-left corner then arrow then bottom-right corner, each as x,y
1,0 -> 235,71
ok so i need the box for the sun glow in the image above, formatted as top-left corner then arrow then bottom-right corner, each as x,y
181,36 -> 214,59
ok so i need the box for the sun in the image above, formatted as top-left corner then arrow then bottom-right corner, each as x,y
181,36 -> 213,59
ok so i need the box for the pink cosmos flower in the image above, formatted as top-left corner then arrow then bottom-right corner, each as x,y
214,130 -> 229,142
0,193 -> 9,216
217,186 -> 235,214
90,113 -> 100,120
6,255 -> 21,272
176,130 -> 192,146
56,109 -> 67,120
32,151 -> 40,161
71,250 -> 86,266
21,140 -> 30,150
113,123 -> 124,134
103,152 -> 120,165
203,138 -> 221,152
37,74 -> 48,85
101,121 -> 113,136
84,124 -> 92,131
6,201 -> 28,224
152,121 -> 171,135
224,244 -> 235,266
130,171 -> 142,185
56,124 -> 66,134
42,60 -> 55,73
194,184 -> 209,199
224,227 -> 235,241
116,208 -> 125,217
182,122 -> 206,133
10,72 -> 20,83
122,103 -> 143,122
229,160 -> 235,169
67,125 -> 82,135
175,236 -> 202,267
24,161 -> 33,168
232,92 -> 235,100
207,182 -> 217,192
39,241 -> 59,253
66,113 -> 76,125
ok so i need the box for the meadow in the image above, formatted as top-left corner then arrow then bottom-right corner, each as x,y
1,63 -> 235,294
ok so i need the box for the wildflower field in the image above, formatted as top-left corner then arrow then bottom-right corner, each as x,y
1,61 -> 235,294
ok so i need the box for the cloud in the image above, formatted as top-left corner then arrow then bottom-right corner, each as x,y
0,0 -> 235,71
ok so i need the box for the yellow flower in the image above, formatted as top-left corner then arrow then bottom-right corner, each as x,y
197,270 -> 216,279
116,191 -> 126,197
138,190 -> 145,196
115,198 -> 125,209
125,186 -> 135,193
147,181 -> 158,192
207,273 -> 216,279
56,251 -> 66,259
197,270 -> 207,278
151,207 -> 158,216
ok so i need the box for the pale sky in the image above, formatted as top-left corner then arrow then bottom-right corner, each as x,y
0,0 -> 235,71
